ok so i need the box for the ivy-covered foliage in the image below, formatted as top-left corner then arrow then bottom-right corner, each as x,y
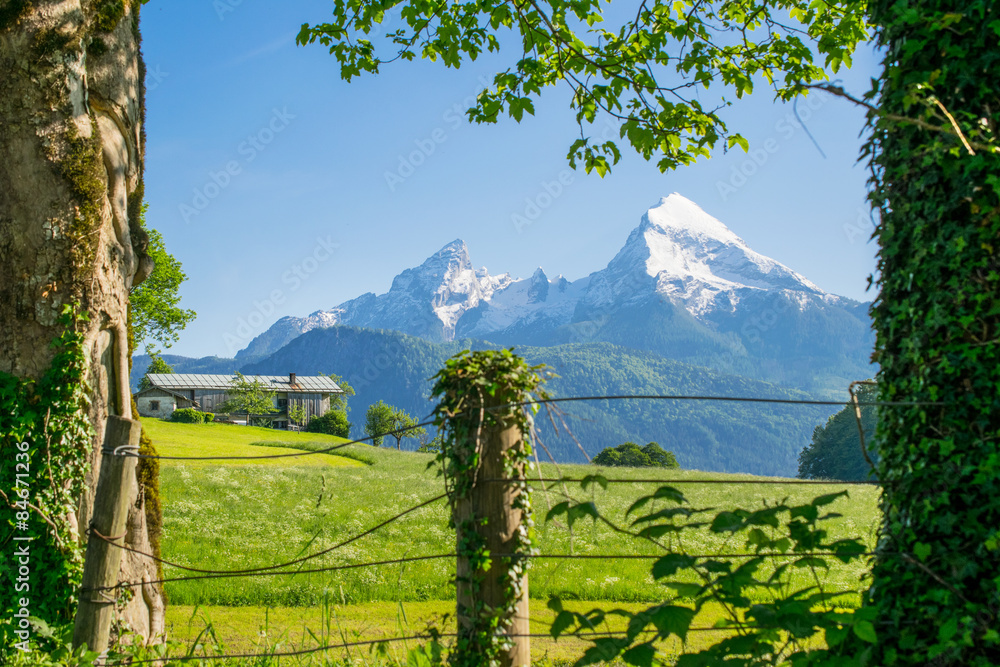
593,441 -> 680,469
797,383 -> 877,482
430,349 -> 548,666
547,478 -> 875,666
0,307 -> 94,640
863,1 -> 1000,664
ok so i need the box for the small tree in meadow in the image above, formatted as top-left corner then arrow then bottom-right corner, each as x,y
364,401 -> 426,449
364,400 -> 395,447
287,402 -> 307,428
219,372 -> 276,427
385,406 -> 426,450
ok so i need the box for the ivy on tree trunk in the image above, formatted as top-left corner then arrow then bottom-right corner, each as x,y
864,1 -> 1000,664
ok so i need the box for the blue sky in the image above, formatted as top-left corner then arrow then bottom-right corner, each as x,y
141,1 -> 882,359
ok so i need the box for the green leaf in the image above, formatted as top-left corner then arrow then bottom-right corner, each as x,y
621,642 -> 657,666
727,134 -> 749,152
580,474 -> 608,491
551,610 -> 576,638
852,619 -> 877,644
938,616 -> 958,642
652,554 -> 697,579
710,511 -> 744,532
649,605 -> 696,639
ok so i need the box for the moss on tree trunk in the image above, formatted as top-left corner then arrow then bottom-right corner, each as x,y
0,0 -> 164,644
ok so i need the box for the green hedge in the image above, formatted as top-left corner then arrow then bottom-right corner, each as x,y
170,408 -> 212,424
305,409 -> 351,438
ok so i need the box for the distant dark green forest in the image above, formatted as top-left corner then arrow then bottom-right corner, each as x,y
135,326 -> 839,476
798,383 -> 878,481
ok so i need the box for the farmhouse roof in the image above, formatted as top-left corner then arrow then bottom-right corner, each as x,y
134,385 -> 201,406
145,374 -> 343,393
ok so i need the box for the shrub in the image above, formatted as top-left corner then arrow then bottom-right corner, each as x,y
201,412 -> 215,423
306,409 -> 351,438
170,408 -> 207,424
640,441 -> 679,468
593,441 -> 679,468
417,435 -> 444,454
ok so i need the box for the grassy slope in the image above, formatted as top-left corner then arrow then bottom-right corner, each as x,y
154,421 -> 880,610
144,419 -> 362,469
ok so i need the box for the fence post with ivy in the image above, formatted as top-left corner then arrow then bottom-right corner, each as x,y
431,350 -> 546,667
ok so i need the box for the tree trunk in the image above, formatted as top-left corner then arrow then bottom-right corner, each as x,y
864,0 -> 999,664
0,0 -> 162,644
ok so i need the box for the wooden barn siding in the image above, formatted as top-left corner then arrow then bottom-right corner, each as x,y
288,393 -> 330,422
190,389 -> 332,421
193,389 -> 229,413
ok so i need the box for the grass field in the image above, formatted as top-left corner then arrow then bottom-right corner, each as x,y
152,419 -> 881,614
163,599 -> 748,665
144,420 -> 365,469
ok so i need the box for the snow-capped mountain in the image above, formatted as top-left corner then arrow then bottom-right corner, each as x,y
592,194 -> 827,311
237,239 -> 511,360
237,194 -> 874,395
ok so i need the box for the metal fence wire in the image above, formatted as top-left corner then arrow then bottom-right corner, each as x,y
91,391 -> 907,665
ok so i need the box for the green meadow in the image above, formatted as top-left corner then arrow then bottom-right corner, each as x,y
148,419 -> 882,662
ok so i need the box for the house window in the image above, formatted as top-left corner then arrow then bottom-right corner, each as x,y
277,398 -> 288,409
272,421 -> 288,430
150,400 -> 160,411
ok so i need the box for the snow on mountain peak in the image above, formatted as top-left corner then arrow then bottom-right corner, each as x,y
641,195 -> 820,293
588,194 -> 825,317
644,193 -> 740,244
238,194 -> 846,359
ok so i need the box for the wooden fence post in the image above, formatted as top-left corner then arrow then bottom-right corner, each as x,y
454,395 -> 531,667
73,415 -> 141,656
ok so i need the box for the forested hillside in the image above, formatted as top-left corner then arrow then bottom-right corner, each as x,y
233,326 -> 834,475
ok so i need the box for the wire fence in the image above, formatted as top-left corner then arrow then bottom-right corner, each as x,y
92,391 -> 894,665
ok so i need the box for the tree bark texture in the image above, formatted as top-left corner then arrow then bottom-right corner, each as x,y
0,0 -> 162,643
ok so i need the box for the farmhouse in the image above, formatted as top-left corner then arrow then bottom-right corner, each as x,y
135,373 -> 344,429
